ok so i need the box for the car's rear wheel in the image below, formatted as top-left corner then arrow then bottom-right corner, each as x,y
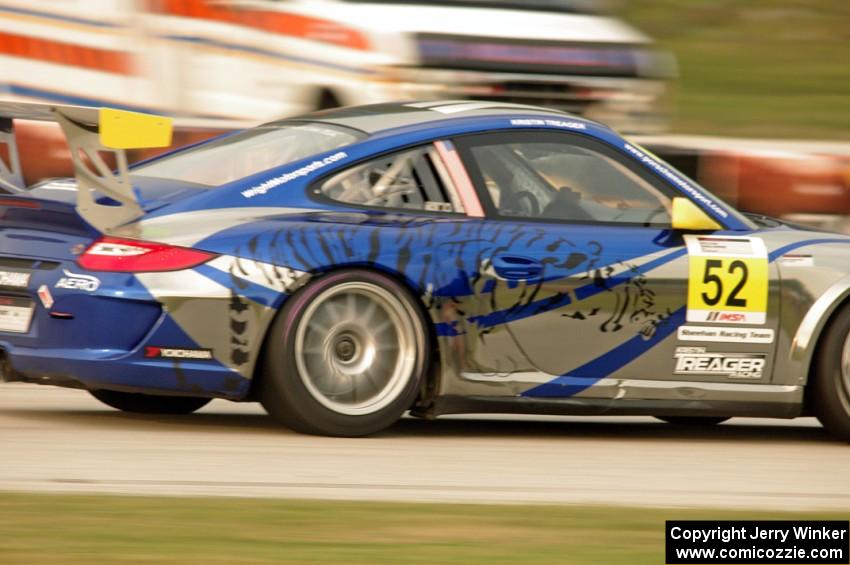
810,305 -> 850,441
89,389 -> 211,414
260,270 -> 429,437
654,416 -> 729,426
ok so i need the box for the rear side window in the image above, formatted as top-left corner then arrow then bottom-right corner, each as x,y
318,145 -> 464,213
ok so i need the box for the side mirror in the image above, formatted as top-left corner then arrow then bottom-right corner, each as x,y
671,197 -> 722,231
98,108 -> 173,149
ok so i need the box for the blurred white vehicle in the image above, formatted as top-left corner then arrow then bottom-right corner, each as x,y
0,0 -> 673,180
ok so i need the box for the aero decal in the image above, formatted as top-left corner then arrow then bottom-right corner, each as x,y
685,235 -> 768,325
55,270 -> 101,292
434,140 -> 484,217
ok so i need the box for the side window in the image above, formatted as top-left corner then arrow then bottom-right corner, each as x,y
319,145 -> 465,213
462,133 -> 674,226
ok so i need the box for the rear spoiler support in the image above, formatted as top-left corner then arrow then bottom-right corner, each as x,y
0,118 -> 23,192
0,101 -> 172,232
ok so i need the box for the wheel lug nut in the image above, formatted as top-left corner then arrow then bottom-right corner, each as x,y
336,338 -> 356,361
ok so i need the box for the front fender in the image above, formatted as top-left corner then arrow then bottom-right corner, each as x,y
788,273 -> 850,386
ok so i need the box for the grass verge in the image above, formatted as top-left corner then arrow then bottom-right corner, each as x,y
620,0 -> 850,139
0,492 -> 846,563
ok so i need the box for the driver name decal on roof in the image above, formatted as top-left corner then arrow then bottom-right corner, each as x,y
685,235 -> 768,325
510,118 -> 587,130
241,151 -> 347,198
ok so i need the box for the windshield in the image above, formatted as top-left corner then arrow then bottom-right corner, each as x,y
338,0 -> 607,14
624,139 -> 755,229
131,122 -> 365,188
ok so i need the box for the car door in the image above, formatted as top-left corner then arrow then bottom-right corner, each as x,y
310,140 -> 520,379
453,130 -> 780,396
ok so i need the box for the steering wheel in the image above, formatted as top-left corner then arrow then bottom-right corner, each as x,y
508,191 -> 541,217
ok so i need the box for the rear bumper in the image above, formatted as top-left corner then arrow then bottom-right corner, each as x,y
0,267 -> 256,400
0,341 -> 250,399
0,253 -> 301,400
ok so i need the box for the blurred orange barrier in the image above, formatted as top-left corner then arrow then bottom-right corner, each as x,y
701,152 -> 850,220
13,121 -> 223,186
643,137 -> 850,231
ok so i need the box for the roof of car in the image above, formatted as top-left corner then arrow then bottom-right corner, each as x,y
295,100 -> 583,135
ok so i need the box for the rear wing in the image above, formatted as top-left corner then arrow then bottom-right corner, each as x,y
0,101 -> 172,232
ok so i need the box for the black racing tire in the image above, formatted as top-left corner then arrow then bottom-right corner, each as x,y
654,416 -> 730,426
89,389 -> 211,414
259,269 -> 430,437
810,305 -> 850,441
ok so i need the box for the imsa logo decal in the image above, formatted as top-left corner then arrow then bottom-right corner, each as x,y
674,347 -> 766,379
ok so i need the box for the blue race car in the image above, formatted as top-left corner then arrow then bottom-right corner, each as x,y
4,100 -> 850,438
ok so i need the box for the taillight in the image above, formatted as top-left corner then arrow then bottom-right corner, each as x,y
0,198 -> 41,209
78,236 -> 217,273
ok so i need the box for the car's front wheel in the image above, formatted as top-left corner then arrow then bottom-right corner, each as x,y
810,306 -> 850,441
89,390 -> 211,414
259,270 -> 429,437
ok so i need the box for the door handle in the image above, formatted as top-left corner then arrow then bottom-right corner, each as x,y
482,255 -> 543,280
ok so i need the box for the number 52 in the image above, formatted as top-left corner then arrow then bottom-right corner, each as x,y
700,259 -> 749,307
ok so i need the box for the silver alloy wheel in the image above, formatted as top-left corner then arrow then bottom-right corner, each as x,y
293,281 -> 419,416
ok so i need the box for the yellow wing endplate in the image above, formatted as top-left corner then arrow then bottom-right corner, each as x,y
98,108 -> 172,149
0,100 -> 175,230
0,101 -> 173,150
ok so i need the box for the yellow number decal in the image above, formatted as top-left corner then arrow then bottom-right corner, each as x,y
685,236 -> 768,324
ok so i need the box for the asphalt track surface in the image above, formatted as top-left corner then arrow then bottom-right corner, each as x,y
3,382 -> 850,510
